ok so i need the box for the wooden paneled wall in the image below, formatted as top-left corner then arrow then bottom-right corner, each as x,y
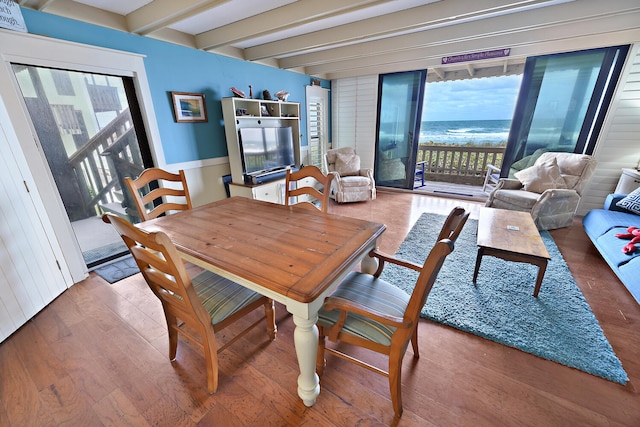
579,42 -> 640,215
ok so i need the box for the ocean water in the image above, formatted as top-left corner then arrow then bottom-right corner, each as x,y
419,119 -> 510,146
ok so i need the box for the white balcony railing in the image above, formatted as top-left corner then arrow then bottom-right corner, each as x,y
417,144 -> 505,186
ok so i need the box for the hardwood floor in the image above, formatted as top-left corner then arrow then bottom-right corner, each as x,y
1,191 -> 638,426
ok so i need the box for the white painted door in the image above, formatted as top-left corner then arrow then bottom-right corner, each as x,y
0,98 -> 68,342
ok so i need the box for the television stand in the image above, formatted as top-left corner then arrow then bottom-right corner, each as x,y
229,170 -> 314,205
245,168 -> 291,185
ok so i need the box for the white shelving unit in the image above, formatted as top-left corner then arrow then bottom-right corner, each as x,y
221,97 -> 301,189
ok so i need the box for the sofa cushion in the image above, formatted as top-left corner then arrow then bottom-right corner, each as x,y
616,187 -> 640,214
616,258 -> 640,303
583,206 -> 640,305
515,157 -> 567,193
582,208 -> 640,238
594,227 -> 640,268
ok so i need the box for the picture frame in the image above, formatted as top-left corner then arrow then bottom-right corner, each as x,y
171,92 -> 208,122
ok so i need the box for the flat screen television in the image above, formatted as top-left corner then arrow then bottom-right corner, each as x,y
238,127 -> 295,176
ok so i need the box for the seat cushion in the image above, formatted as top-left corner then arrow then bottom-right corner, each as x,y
339,175 -> 372,188
192,270 -> 263,325
318,271 -> 409,346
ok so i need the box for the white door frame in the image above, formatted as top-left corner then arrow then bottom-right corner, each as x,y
0,29 -> 165,283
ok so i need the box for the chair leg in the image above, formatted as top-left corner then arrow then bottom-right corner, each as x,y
411,327 -> 419,359
165,313 -> 179,361
316,327 -> 327,377
388,350 -> 404,421
264,299 -> 277,340
202,328 -> 219,394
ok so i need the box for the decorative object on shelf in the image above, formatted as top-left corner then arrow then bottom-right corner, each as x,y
171,92 -> 208,123
230,87 -> 245,98
260,105 -> 270,117
263,89 -> 271,100
274,90 -> 290,101
248,85 -> 253,99
311,78 -> 321,86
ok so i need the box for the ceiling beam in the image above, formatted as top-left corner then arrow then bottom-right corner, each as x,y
243,0 -> 570,61
467,64 -> 475,77
195,0 -> 390,51
126,0 -> 231,35
28,0 -> 128,31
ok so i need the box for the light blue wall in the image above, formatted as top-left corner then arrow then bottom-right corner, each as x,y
21,8 -> 330,165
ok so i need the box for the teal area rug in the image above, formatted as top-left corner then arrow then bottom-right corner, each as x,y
380,213 -> 628,384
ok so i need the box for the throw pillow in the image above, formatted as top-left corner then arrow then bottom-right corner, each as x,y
335,153 -> 360,176
514,157 -> 567,193
616,187 -> 640,215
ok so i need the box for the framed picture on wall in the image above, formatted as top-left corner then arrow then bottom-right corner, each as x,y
171,92 -> 208,122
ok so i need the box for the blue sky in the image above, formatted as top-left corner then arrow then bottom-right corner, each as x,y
422,75 -> 522,122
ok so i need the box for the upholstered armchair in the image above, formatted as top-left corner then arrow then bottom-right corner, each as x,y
485,152 -> 597,230
325,147 -> 376,203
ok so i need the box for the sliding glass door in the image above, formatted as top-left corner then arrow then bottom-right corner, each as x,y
501,45 -> 629,175
374,70 -> 426,189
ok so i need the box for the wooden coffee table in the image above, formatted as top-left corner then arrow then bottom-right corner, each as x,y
473,207 -> 551,297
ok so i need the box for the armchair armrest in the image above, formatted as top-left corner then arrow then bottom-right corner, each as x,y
486,164 -> 500,174
369,249 -> 422,277
531,188 -> 581,219
328,171 -> 341,181
495,178 -> 523,190
359,168 -> 375,182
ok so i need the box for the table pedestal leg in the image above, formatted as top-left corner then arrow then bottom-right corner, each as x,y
361,254 -> 378,274
292,314 -> 320,407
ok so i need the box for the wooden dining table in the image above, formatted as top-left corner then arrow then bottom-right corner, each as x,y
137,196 -> 386,406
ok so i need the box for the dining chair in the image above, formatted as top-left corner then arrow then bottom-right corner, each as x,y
125,167 -> 193,221
102,213 -> 276,394
284,165 -> 334,213
316,206 -> 469,421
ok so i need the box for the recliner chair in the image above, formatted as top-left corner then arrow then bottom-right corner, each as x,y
485,152 -> 597,230
325,147 -> 376,203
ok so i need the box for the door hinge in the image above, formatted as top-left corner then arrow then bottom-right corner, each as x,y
23,180 -> 29,192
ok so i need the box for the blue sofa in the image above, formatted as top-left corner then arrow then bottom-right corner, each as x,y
583,194 -> 640,304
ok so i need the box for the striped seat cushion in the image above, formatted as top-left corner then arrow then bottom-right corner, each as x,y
318,271 -> 410,346
192,270 -> 264,325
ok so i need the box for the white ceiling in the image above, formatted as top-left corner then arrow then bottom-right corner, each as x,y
18,0 -> 640,80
